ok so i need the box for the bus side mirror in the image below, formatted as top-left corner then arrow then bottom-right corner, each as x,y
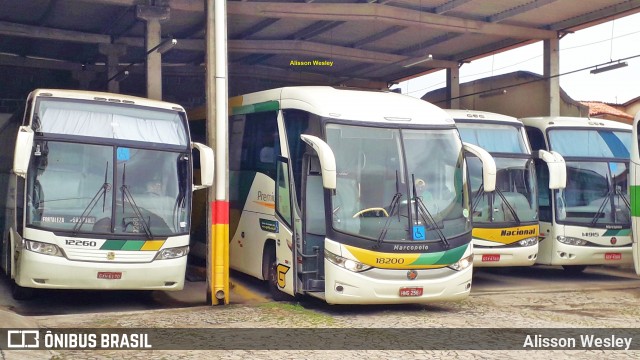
537,150 -> 566,190
13,126 -> 34,178
463,142 -> 496,192
300,134 -> 336,190
192,141 -> 214,191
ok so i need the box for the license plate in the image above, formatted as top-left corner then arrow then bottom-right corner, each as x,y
605,253 -> 622,261
399,287 -> 423,297
97,271 -> 122,280
482,254 -> 501,262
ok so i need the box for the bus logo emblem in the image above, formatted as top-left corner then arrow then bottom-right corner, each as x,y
407,270 -> 418,280
107,252 -> 115,260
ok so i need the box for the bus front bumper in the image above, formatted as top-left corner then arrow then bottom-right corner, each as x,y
322,260 -> 472,305
473,242 -> 538,267
547,243 -> 633,266
15,250 -> 186,290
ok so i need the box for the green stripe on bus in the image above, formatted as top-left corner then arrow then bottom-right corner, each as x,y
100,240 -> 126,250
631,185 -> 640,217
410,244 -> 468,266
121,240 -> 146,251
603,229 -> 631,236
231,100 -> 279,115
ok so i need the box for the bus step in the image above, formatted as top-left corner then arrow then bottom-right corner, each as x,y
305,279 -> 325,291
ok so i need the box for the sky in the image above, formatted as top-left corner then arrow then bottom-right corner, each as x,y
394,11 -> 640,104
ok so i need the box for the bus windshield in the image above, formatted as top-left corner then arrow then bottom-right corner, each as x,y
26,141 -> 190,237
549,129 -> 631,158
557,161 -> 630,226
468,157 -> 537,225
326,124 -> 470,242
548,129 -> 631,226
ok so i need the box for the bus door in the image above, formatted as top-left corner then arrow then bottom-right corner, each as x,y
274,154 -> 325,296
298,154 -> 326,292
274,156 -> 298,297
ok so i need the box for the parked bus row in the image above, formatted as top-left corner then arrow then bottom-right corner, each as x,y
1,87 -> 635,306
187,86 -> 634,305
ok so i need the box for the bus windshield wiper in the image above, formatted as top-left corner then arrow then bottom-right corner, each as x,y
411,175 -> 448,248
495,188 -> 521,224
376,192 -> 402,246
471,184 -> 485,214
73,162 -> 110,234
120,164 -> 153,239
376,172 -> 403,246
590,190 -> 612,227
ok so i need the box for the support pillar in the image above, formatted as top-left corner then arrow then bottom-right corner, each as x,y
136,5 -> 170,100
98,43 -> 127,93
446,66 -> 460,109
544,36 -> 560,117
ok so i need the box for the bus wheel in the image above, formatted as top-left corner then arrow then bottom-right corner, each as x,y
562,265 -> 587,274
266,250 -> 292,302
11,281 -> 35,301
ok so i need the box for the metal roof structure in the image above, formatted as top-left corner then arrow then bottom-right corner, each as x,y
1,0 -> 639,104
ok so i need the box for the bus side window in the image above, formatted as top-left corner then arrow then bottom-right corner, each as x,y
234,111 -> 279,179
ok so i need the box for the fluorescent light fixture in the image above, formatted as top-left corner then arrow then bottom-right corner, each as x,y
590,61 -> 627,74
403,54 -> 433,68
479,89 -> 507,98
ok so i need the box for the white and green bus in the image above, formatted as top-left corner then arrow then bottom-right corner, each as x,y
225,86 -> 496,304
630,111 -> 640,275
447,110 -> 543,267
0,89 -> 213,299
523,116 -> 632,273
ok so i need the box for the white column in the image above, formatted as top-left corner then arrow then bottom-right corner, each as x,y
544,36 -> 560,116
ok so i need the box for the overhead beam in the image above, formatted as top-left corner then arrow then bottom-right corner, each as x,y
75,0 -> 203,12
228,39 -> 459,68
227,3 -> 557,39
348,25 -> 405,48
487,0 -> 559,23
0,20 -> 112,44
434,0 -> 473,15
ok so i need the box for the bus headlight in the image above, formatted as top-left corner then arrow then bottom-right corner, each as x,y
518,237 -> 538,247
557,236 -> 587,246
154,246 -> 189,260
24,239 -> 63,257
448,254 -> 473,271
325,250 -> 371,272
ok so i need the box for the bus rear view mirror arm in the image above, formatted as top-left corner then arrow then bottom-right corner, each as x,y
192,141 -> 214,191
300,134 -> 336,190
537,150 -> 566,190
463,142 -> 496,193
13,126 -> 34,178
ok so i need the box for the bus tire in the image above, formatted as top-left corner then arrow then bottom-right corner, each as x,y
11,281 -> 35,301
562,265 -> 587,274
266,248 -> 292,302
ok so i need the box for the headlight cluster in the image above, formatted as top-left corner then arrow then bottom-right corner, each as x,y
154,245 -> 189,260
448,254 -> 473,271
556,235 -> 587,246
325,250 -> 372,272
24,239 -> 64,257
518,237 -> 538,247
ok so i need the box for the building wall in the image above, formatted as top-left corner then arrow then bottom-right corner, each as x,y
422,71 -> 589,118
